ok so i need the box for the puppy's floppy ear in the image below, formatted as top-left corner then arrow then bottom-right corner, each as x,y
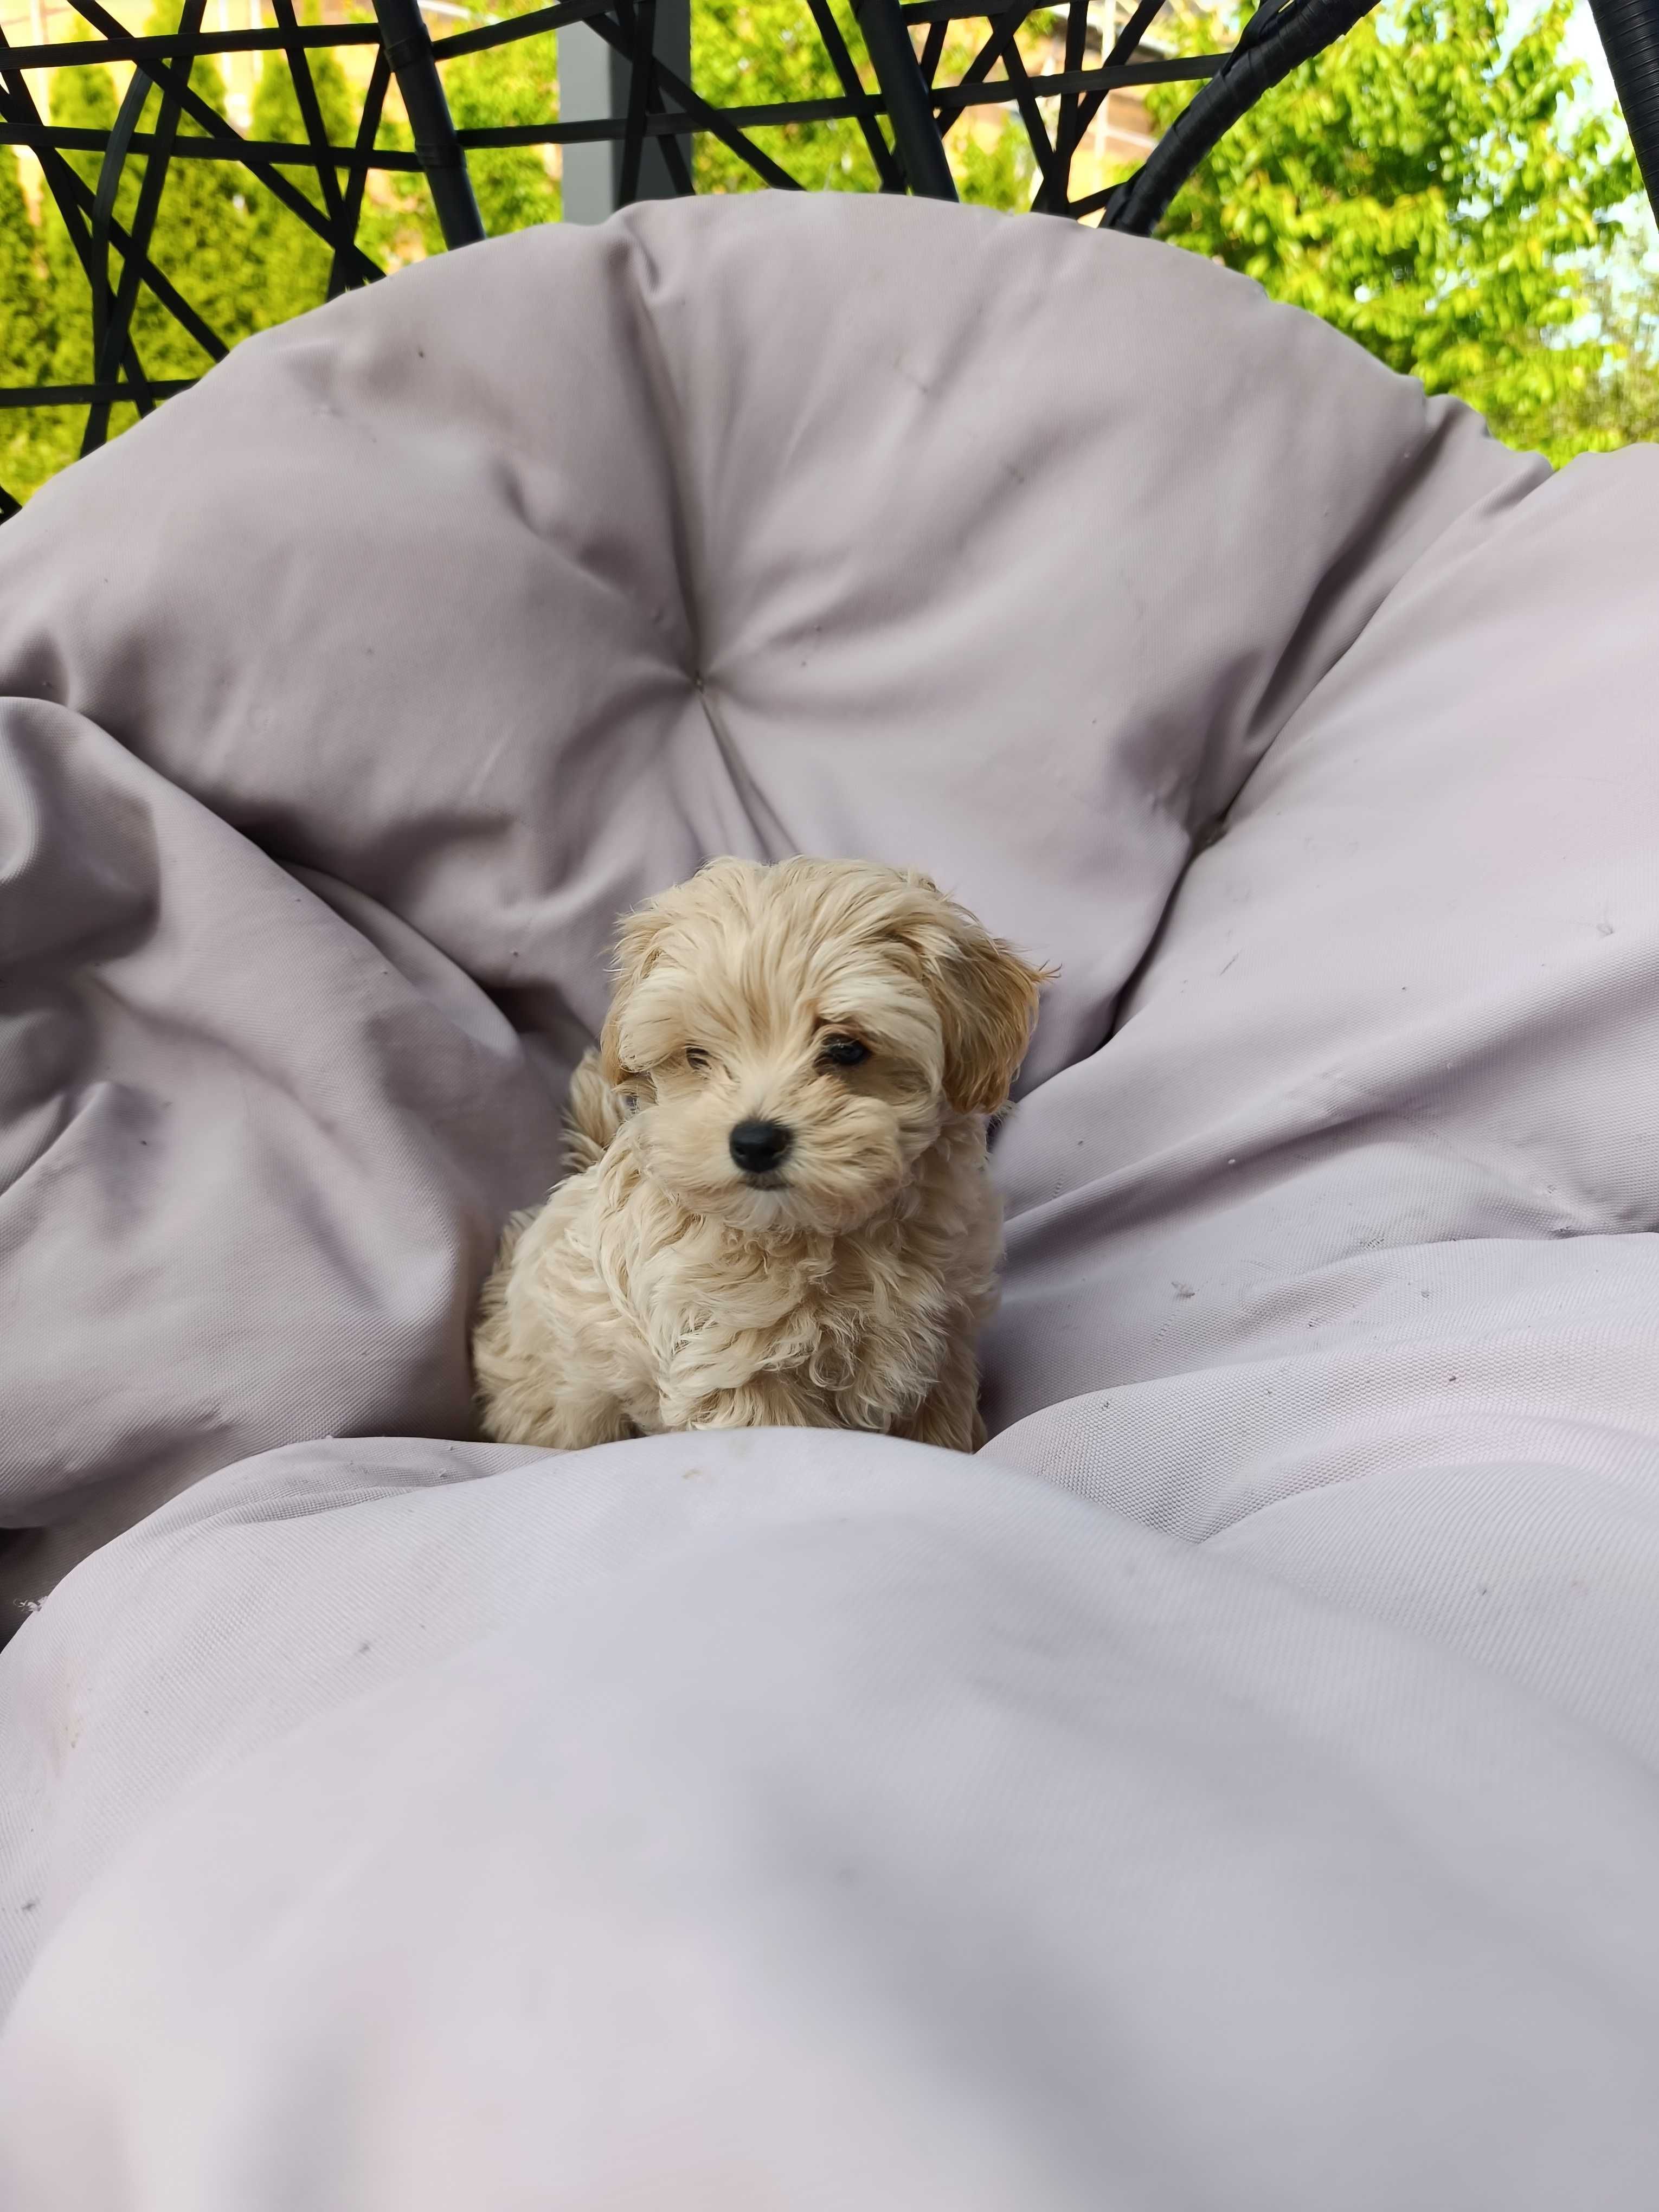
937,927 -> 1053,1116
901,878 -> 1054,1116
599,898 -> 672,1085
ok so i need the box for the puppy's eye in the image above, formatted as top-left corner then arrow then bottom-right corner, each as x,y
684,1047 -> 711,1071
819,1034 -> 870,1068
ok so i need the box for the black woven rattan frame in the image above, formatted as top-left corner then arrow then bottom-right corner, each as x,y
2,0 -> 1657,522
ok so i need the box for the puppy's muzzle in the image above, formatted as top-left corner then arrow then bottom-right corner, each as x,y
729,1119 -> 792,1176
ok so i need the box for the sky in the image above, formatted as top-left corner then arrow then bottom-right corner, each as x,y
1565,0 -> 1617,99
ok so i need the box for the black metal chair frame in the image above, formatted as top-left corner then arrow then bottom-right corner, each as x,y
2,0 -> 1657,522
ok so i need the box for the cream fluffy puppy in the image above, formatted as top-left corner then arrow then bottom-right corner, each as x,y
473,857 -> 1050,1452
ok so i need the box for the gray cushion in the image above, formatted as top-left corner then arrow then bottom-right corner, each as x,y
11,191 -> 1659,2205
0,192 -> 1530,1584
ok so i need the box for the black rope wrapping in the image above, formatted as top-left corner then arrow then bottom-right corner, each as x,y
1103,0 -> 1380,235
1587,0 -> 1659,215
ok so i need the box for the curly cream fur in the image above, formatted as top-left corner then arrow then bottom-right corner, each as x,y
473,857 -> 1050,1454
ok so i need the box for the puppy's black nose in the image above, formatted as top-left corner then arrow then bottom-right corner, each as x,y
729,1119 -> 792,1174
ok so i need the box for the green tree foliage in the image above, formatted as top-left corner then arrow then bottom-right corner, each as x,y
0,0 -> 1040,509
687,0 -> 1031,202
24,11 -> 262,479
445,25 -> 561,233
247,37 -> 356,326
2,0 -> 1652,506
0,147 -> 49,499
1144,0 -> 1643,453
1507,245 -> 1659,456
390,8 -> 562,258
690,0 -> 882,192
1,17 -> 410,501
953,112 -> 1035,209
23,51 -> 125,492
126,0 -> 262,377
